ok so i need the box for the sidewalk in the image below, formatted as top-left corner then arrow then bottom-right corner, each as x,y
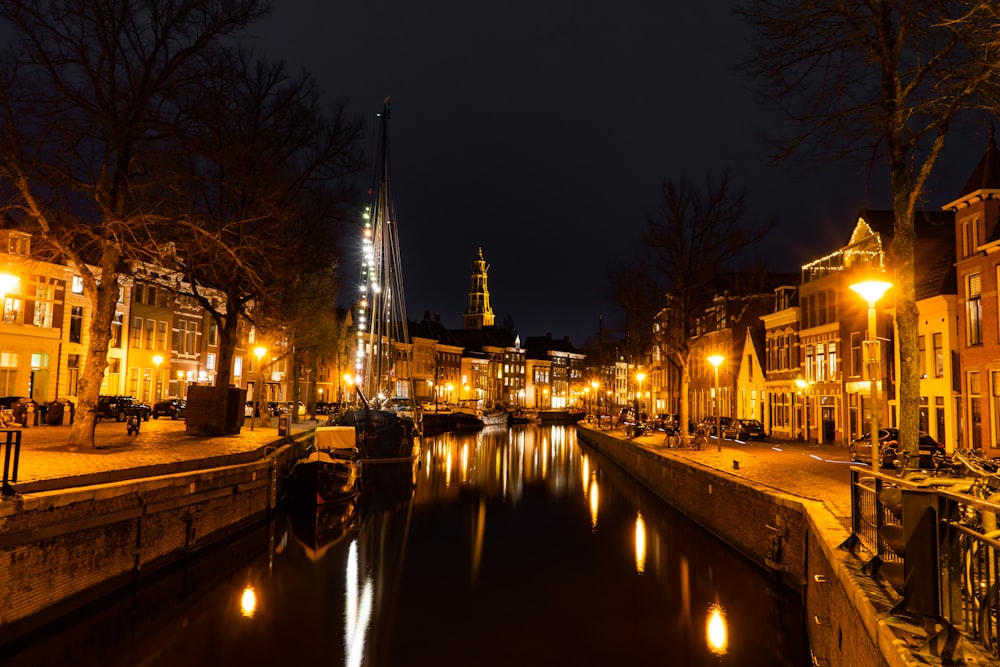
1,417 -> 319,495
592,424 -> 855,529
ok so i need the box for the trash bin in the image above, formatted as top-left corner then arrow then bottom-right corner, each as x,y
278,413 -> 289,437
46,401 -> 64,425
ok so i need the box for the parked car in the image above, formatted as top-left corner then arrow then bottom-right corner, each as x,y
152,398 -> 186,420
653,413 -> 679,434
96,395 -> 151,422
849,428 -> 946,468
723,418 -> 766,441
697,415 -> 732,435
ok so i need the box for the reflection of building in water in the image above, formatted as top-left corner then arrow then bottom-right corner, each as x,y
415,426 -> 584,506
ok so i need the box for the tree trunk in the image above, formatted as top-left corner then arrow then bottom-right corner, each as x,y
892,189 -> 920,470
66,247 -> 120,450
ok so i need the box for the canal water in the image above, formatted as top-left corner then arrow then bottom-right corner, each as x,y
4,424 -> 809,666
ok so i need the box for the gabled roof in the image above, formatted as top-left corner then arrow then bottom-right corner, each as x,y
524,333 -> 578,359
914,240 -> 958,300
450,326 -> 518,353
959,125 -> 1000,198
410,316 -> 462,347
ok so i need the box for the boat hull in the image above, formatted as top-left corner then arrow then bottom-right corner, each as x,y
337,408 -> 419,461
537,409 -> 586,424
290,448 -> 361,505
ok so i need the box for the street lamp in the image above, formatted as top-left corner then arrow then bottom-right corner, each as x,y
850,278 -> 892,468
591,380 -> 599,423
707,355 -> 725,451
251,346 -> 267,431
152,355 -> 163,402
795,378 -> 812,442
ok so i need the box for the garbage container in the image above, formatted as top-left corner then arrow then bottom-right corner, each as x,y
46,401 -> 64,425
278,413 -> 289,437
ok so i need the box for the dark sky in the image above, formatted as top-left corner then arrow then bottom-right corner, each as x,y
72,5 -> 1000,345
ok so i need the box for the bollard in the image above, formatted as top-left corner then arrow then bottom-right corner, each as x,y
2,428 -> 23,497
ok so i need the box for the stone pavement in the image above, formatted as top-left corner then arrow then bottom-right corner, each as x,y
0,416 -> 319,495
590,424 -> 856,530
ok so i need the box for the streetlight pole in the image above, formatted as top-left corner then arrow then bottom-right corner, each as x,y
251,346 -> 267,431
707,355 -> 725,451
850,279 -> 892,468
636,371 -> 646,424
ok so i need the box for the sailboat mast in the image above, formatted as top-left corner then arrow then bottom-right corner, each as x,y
356,99 -> 413,406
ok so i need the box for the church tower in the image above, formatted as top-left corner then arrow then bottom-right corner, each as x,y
463,247 -> 495,329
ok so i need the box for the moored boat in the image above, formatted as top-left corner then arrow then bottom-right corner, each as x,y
537,409 -> 586,424
290,426 -> 361,505
480,407 -> 509,427
339,98 -> 420,468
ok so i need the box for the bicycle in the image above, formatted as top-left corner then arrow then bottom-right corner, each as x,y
0,409 -> 16,428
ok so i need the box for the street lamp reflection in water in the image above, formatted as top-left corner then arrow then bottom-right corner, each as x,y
706,603 -> 729,656
634,511 -> 646,574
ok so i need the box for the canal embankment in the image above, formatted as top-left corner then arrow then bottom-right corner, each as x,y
575,424 -> 938,667
0,426 -> 312,644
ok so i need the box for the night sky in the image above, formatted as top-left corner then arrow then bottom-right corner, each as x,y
8,4 -> 991,346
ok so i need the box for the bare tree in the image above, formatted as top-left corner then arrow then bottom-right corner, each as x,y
611,169 -> 773,437
739,0 -> 1000,467
162,49 -> 364,434
0,0 -> 268,449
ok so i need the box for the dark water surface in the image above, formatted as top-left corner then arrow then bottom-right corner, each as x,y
4,424 -> 809,666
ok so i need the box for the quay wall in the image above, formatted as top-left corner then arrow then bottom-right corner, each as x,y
0,435 -> 308,644
577,427 -> 898,667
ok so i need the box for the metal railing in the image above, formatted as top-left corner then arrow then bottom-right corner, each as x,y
848,461 -> 1000,657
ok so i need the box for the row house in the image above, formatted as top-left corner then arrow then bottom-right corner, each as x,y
524,334 -> 585,410
687,273 -> 798,426
948,127 -> 1000,454
0,229 -> 297,411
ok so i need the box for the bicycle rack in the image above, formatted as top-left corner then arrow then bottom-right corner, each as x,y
1,428 -> 22,498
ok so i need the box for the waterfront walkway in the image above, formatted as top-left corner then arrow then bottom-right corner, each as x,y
1,416 -> 317,495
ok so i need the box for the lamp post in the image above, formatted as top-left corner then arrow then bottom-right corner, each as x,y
591,380 -> 599,424
636,372 -> 646,425
850,279 -> 892,468
0,273 -> 18,323
251,346 -> 267,431
707,355 -> 725,451
152,355 -> 163,402
795,378 -> 811,442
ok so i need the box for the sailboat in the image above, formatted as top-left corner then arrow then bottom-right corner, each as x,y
337,99 -> 420,467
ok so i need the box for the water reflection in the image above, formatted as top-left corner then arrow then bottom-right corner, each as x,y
2,425 -> 807,667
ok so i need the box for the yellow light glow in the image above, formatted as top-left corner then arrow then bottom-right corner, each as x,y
707,354 -> 724,368
706,604 -> 729,655
849,279 -> 892,306
635,511 -> 646,574
0,273 -> 19,296
254,346 -> 266,361
589,477 -> 599,530
240,585 -> 257,618
152,354 -> 163,367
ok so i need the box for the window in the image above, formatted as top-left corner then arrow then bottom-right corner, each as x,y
851,332 -> 862,377
816,343 -> 826,381
964,217 -> 980,257
805,345 -> 814,381
111,313 -> 123,348
828,342 -> 837,380
71,275 -> 84,294
968,273 -> 983,345
67,354 -> 80,395
146,285 -> 156,306
69,306 -> 83,343
933,333 -> 944,378
918,335 -> 926,377
3,296 -> 21,324
158,321 -> 167,350
33,285 -> 52,327
145,318 -> 155,350
130,316 -> 142,348
133,283 -> 144,303
234,356 -> 243,378
208,322 -> 218,347
0,352 -> 17,394
206,352 -> 216,371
